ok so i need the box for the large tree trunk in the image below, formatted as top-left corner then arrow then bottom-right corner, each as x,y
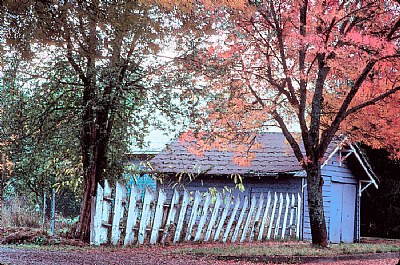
306,161 -> 328,247
75,13 -> 103,240
75,81 -> 98,240
75,86 -> 112,240
76,143 -> 107,241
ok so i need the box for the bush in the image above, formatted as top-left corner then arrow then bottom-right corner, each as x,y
1,197 -> 42,228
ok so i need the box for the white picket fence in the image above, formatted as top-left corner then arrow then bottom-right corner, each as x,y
90,180 -> 302,246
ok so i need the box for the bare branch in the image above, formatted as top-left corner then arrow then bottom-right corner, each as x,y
320,59 -> 377,155
271,110 -> 304,162
346,86 -> 400,116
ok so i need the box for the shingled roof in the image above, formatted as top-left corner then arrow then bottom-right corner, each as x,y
150,132 -> 312,176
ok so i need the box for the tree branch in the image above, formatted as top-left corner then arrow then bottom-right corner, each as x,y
298,0 -> 310,152
346,85 -> 400,116
269,1 -> 300,107
309,53 -> 330,154
271,110 -> 304,162
320,59 -> 377,156
387,17 -> 400,41
66,38 -> 89,87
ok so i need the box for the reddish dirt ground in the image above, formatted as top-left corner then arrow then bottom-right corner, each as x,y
0,229 -> 399,264
0,243 -> 399,265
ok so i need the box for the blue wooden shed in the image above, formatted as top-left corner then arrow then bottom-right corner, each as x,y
150,132 -> 378,243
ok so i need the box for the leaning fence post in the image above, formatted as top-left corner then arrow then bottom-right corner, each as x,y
111,182 -> 127,245
250,192 -> 264,241
296,193 -> 302,239
138,187 -> 154,244
281,193 -> 290,239
258,191 -> 271,241
274,193 -> 284,239
267,192 -> 278,239
124,185 -> 140,246
231,196 -> 248,243
161,189 -> 179,244
204,193 -> 222,242
214,195 -> 231,241
241,194 -> 257,242
42,191 -> 46,232
150,189 -> 167,244
194,192 -> 212,242
50,188 -> 56,236
222,196 -> 240,243
91,183 -> 104,245
186,190 -> 201,241
174,190 -> 189,243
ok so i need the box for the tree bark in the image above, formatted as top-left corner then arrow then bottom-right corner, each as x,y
76,102 -> 111,240
306,161 -> 328,247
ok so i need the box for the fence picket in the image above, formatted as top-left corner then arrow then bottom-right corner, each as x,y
240,194 -> 257,242
138,187 -> 154,244
250,192 -> 264,241
288,193 -> 295,236
100,180 -> 112,243
90,196 -> 95,244
205,193 -> 222,242
124,185 -> 140,246
186,191 -> 201,241
150,189 -> 167,244
214,196 -> 231,241
258,191 -> 271,241
222,196 -> 241,243
174,190 -> 189,243
231,196 -> 248,243
161,189 -> 179,243
274,193 -> 284,239
296,193 -> 302,239
194,193 -> 212,241
111,182 -> 127,245
91,183 -> 104,245
267,192 -> 278,239
281,193 -> 290,239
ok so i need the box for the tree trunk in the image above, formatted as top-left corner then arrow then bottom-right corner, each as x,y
75,99 -> 112,241
306,161 -> 328,247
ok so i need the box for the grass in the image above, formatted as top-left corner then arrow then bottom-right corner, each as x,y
2,244 -> 95,251
172,242 -> 400,257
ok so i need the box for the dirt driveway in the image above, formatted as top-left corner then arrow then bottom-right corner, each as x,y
0,245 -> 399,265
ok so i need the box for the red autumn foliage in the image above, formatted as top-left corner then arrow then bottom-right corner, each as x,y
178,0 -> 400,247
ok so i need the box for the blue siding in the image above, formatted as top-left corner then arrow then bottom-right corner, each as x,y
247,177 -> 302,197
126,174 -> 157,197
323,159 -> 357,184
159,176 -> 302,202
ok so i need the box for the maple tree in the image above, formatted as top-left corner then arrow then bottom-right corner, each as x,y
177,0 -> 400,246
2,0 -> 194,240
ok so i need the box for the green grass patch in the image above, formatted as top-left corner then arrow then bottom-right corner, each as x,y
1,244 -> 92,251
173,242 -> 400,257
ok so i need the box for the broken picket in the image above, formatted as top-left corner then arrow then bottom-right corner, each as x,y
90,180 -> 303,246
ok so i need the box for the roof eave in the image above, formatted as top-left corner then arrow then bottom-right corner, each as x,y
348,143 -> 379,189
